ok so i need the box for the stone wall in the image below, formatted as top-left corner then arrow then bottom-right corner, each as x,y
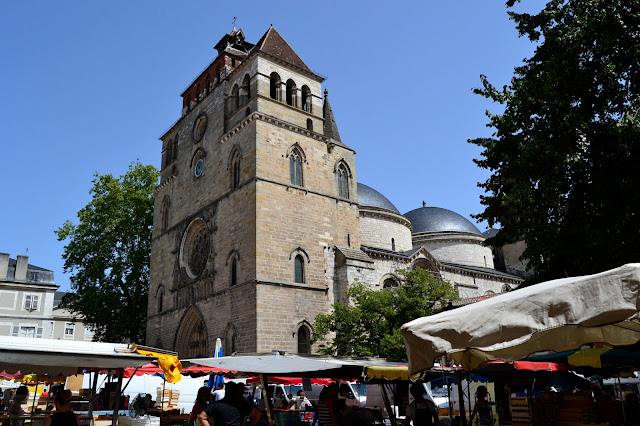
359,211 -> 413,252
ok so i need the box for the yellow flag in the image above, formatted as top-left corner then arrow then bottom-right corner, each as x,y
131,344 -> 183,383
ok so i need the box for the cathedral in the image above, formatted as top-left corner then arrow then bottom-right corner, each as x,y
146,26 -> 522,358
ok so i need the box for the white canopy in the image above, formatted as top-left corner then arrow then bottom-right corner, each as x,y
0,336 -> 152,376
401,263 -> 640,373
188,353 -> 406,377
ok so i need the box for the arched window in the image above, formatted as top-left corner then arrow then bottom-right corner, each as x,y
336,162 -> 350,199
225,324 -> 237,355
242,74 -> 251,105
290,148 -> 303,186
233,158 -> 240,188
231,258 -> 237,286
306,119 -> 313,131
286,79 -> 297,107
231,84 -> 240,110
270,72 -> 281,100
164,140 -> 173,167
301,85 -> 311,112
161,196 -> 170,231
391,238 -> 396,251
229,147 -> 242,189
383,278 -> 398,288
172,137 -> 178,162
157,286 -> 165,313
294,255 -> 305,283
297,324 -> 311,354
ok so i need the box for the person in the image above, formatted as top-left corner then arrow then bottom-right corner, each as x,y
316,383 -> 340,426
198,382 -> 262,426
212,383 -> 226,403
293,390 -> 311,410
593,386 -> 621,425
405,384 -> 439,426
43,389 -> 80,426
8,386 -> 29,426
190,387 -> 212,425
469,386 -> 492,426
93,389 -> 106,410
624,394 -> 640,425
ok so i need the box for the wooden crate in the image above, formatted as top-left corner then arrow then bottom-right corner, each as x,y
510,396 -> 531,425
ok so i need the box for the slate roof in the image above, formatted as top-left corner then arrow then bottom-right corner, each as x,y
335,246 -> 374,263
360,245 -> 422,259
357,183 -> 400,213
404,207 -> 481,235
440,262 -> 522,280
323,88 -> 343,143
253,26 -> 312,73
8,257 -> 52,272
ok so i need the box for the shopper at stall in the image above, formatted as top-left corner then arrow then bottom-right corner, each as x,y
198,382 -> 262,426
469,386 -> 492,426
593,386 -> 621,426
212,383 -> 225,403
8,386 -> 28,426
293,390 -> 311,410
405,384 -> 439,426
317,383 -> 340,426
190,387 -> 212,424
43,389 -> 80,426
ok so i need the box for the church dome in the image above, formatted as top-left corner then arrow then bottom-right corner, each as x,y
357,183 -> 399,213
404,206 -> 481,235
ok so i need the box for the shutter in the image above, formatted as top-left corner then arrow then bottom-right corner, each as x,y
24,294 -> 31,310
32,295 -> 39,310
36,327 -> 43,338
11,326 -> 19,337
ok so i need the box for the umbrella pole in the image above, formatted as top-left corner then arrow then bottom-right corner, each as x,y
111,368 -> 123,426
31,375 -> 39,413
618,375 -> 626,424
456,370 -> 467,426
380,383 -> 396,426
120,367 -> 139,394
259,373 -> 274,426
88,369 -> 98,419
446,376 -> 452,421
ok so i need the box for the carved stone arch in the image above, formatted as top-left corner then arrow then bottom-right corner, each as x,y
288,247 -> 310,263
380,273 -> 401,288
228,145 -> 243,189
225,249 -> 240,266
155,283 -> 166,297
227,144 -> 243,167
410,256 -> 442,280
270,72 -> 282,101
224,322 -> 238,356
294,320 -> 312,354
190,147 -> 207,167
174,306 -> 209,358
156,284 -> 166,313
334,160 -> 353,199
333,159 -> 353,176
286,142 -> 307,163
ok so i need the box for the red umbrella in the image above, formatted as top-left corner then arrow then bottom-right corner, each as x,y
245,376 -> 334,386
121,363 -> 234,378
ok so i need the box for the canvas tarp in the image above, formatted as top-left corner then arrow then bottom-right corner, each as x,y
401,263 -> 640,373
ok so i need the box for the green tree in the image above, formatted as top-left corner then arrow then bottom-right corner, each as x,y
55,162 -> 159,343
470,0 -> 640,284
312,268 -> 457,360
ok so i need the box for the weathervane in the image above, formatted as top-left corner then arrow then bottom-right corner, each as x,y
232,16 -> 237,31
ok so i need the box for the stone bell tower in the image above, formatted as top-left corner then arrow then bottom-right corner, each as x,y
147,26 -> 360,357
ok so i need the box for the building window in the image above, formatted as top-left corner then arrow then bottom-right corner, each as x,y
85,326 -> 95,339
294,255 -> 305,284
231,84 -> 240,110
290,148 -> 303,186
161,196 -> 170,231
64,322 -> 75,339
232,158 -> 240,188
30,272 -> 39,281
231,258 -> 238,286
301,85 -> 311,112
23,294 -> 39,312
164,140 -> 173,167
270,72 -> 281,101
383,278 -> 398,288
242,74 -> 251,105
297,325 -> 311,354
337,163 -> 350,199
286,79 -> 297,107
391,238 -> 396,251
306,119 -> 313,131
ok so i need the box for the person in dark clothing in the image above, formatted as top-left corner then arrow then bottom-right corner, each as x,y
43,389 -> 80,426
198,382 -> 262,426
405,384 -> 438,426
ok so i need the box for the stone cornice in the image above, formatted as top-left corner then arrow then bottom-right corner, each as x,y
359,207 -> 413,229
412,231 -> 486,244
440,264 -> 522,284
154,173 -> 178,195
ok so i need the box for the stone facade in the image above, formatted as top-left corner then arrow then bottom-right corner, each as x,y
146,27 -> 523,358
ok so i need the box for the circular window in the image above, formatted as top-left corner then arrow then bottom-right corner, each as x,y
194,158 -> 204,177
180,219 -> 210,279
193,113 -> 207,142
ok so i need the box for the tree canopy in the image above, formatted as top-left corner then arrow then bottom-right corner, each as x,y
55,162 -> 159,343
470,0 -> 640,284
312,268 -> 457,360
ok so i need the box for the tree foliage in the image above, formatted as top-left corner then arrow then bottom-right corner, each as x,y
312,268 -> 457,360
55,162 -> 159,343
470,0 -> 640,284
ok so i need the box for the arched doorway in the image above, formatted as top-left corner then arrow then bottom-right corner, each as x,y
174,306 -> 208,358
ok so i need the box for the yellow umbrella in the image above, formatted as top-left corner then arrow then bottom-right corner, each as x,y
567,347 -> 613,368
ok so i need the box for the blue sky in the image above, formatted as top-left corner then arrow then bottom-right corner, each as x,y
0,1 -> 547,291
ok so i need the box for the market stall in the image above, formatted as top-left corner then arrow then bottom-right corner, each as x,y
0,336 -> 171,426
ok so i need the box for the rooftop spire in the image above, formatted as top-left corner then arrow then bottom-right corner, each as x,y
323,88 -> 342,143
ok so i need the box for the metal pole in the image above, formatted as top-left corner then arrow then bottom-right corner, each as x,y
446,377 -> 453,421
456,370 -> 467,426
260,373 -> 274,426
380,384 -> 396,426
31,376 -> 39,413
87,370 -> 99,419
619,375 -> 627,424
111,368 -> 123,426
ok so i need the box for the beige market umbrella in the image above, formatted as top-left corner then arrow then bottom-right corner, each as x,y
401,263 -> 640,373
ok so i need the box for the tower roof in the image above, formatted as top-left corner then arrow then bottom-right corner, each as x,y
253,26 -> 312,73
214,28 -> 254,55
323,88 -> 342,143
